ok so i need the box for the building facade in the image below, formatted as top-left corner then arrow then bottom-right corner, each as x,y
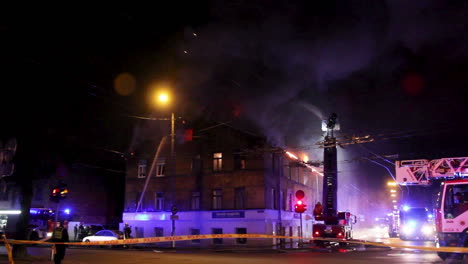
122,122 -> 323,247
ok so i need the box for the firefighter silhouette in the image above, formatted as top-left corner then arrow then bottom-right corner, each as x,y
313,202 -> 323,218
51,222 -> 69,264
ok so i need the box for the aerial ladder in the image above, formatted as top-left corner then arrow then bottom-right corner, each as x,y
395,156 -> 468,260
312,114 -> 356,245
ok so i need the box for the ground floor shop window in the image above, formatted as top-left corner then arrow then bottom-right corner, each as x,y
154,227 -> 163,237
236,228 -> 247,244
212,228 -> 223,244
191,228 -> 200,243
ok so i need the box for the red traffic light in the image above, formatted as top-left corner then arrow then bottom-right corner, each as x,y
50,184 -> 68,203
295,190 -> 305,199
294,200 -> 307,213
51,188 -> 60,196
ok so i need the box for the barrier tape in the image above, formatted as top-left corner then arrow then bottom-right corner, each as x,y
3,234 -> 468,254
2,235 -> 14,264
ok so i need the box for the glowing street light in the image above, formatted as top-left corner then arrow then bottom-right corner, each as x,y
158,93 -> 169,103
146,88 -> 177,247
387,181 -> 397,186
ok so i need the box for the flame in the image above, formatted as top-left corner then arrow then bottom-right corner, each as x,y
286,151 -> 323,176
286,151 -> 298,160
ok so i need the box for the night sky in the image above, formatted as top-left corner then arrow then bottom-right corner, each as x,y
1,2 -> 467,214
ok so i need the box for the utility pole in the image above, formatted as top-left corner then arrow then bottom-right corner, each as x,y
170,112 -> 177,248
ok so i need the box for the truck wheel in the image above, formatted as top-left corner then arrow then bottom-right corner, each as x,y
314,240 -> 325,247
436,252 -> 447,260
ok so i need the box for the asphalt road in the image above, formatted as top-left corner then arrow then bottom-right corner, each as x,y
1,243 -> 465,264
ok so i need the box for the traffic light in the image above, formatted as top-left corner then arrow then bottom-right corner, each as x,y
295,200 -> 307,213
176,119 -> 193,144
50,183 -> 68,203
51,188 -> 61,203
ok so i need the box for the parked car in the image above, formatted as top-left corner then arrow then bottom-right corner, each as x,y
82,230 -> 124,242
86,224 -> 105,236
26,224 -> 45,241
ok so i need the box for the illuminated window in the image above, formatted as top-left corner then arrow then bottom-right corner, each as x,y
156,159 -> 165,177
212,189 -> 222,209
213,152 -> 222,171
155,192 -> 164,211
191,192 -> 200,210
138,160 -> 147,178
235,188 -> 245,209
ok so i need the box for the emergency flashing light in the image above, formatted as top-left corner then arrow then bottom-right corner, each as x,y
64,209 -> 70,215
403,205 -> 410,212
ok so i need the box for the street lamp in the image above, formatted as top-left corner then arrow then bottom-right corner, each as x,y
153,90 -> 176,247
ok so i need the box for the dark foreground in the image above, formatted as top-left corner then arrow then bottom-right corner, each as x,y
1,244 -> 466,264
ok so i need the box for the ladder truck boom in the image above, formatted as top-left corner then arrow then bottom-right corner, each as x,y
396,157 -> 468,185
395,156 -> 468,261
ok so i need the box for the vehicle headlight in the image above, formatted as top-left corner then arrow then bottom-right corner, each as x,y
421,225 -> 433,235
402,225 -> 414,234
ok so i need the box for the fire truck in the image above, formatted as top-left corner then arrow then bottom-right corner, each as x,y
395,157 -> 468,260
312,114 -> 357,245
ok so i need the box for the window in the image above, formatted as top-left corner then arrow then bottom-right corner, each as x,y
191,156 -> 202,175
155,192 -> 164,211
156,158 -> 166,177
234,152 -> 246,170
213,152 -> 222,171
154,227 -> 164,237
288,193 -> 293,211
235,188 -> 245,209
212,228 -> 223,244
271,188 -> 277,209
280,190 -> 285,210
212,189 -> 222,209
444,184 -> 468,219
138,160 -> 147,178
191,192 -> 200,210
191,228 -> 201,243
236,228 -> 247,244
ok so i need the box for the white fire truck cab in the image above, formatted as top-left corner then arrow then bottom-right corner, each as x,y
396,157 -> 468,260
